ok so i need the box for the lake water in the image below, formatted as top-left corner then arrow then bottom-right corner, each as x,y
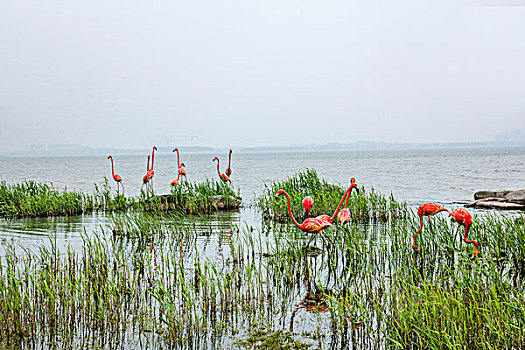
1,146 -> 524,349
1,146 -> 524,205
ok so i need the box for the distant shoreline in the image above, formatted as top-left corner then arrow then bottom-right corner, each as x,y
1,142 -> 524,158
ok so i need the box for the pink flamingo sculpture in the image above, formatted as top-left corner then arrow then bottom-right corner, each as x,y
171,172 -> 182,187
142,155 -> 150,192
147,146 -> 157,192
173,148 -> 187,181
225,149 -> 233,177
276,190 -> 332,235
213,157 -> 231,183
317,182 -> 359,224
107,155 -> 124,195
337,178 -> 359,225
450,208 -> 479,256
302,196 -> 314,219
412,202 -> 450,251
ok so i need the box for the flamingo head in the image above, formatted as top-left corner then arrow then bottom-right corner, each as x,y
213,157 -> 219,162
180,162 -> 186,167
172,148 -> 178,153
153,146 -> 157,151
449,208 -> 472,227
229,148 -> 232,154
275,189 -> 287,199
107,155 -> 112,160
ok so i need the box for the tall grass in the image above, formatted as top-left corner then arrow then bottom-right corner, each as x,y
258,169 -> 408,223
168,180 -> 241,213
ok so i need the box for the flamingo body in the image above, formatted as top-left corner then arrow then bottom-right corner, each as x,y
413,202 -> 449,250
213,157 -> 231,183
107,155 -> 124,195
276,190 -> 332,234
450,208 -> 479,256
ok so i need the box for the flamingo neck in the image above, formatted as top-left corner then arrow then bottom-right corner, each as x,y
344,185 -> 357,209
147,156 -> 150,171
417,216 -> 423,234
216,159 -> 221,175
228,150 -> 232,168
176,149 -> 180,168
109,157 -> 115,176
330,187 -> 351,221
463,225 -> 478,249
151,148 -> 156,169
282,191 -> 301,228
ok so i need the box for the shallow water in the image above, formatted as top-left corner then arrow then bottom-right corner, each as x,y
0,147 -> 524,348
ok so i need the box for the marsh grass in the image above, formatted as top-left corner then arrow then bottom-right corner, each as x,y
1,178 -> 525,349
168,180 -> 240,213
258,169 -> 408,223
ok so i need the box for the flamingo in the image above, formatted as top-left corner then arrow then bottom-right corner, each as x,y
412,202 -> 450,251
173,148 -> 187,181
337,178 -> 359,225
141,155 -> 150,192
317,181 -> 359,224
276,189 -> 332,235
147,146 -> 157,192
302,196 -> 314,218
107,155 -> 124,195
225,149 -> 233,177
171,171 -> 182,187
450,208 -> 479,256
170,162 -> 185,186
213,157 -> 231,183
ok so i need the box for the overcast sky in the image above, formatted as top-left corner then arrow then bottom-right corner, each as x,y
1,0 -> 524,151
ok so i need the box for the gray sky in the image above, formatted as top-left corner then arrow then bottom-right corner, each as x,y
1,0 -> 524,151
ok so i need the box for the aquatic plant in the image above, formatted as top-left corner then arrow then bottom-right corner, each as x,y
258,169 -> 409,223
167,180 -> 240,213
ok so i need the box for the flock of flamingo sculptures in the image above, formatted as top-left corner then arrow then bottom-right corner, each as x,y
108,151 -> 479,256
107,147 -> 234,195
278,179 -> 480,257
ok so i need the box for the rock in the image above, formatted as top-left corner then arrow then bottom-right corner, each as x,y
504,189 -> 525,203
469,189 -> 525,210
474,190 -> 511,200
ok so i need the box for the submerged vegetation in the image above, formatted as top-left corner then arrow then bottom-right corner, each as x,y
258,169 -> 408,223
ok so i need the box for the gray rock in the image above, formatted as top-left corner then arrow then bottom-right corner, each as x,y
469,189 -> 525,210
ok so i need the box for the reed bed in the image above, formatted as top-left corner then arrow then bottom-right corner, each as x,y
0,178 -> 238,218
0,203 -> 524,349
1,174 -> 524,349
258,169 -> 408,223
168,180 -> 241,213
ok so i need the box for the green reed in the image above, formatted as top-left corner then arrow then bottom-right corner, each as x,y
258,169 -> 409,223
1,189 -> 525,349
167,180 -> 240,214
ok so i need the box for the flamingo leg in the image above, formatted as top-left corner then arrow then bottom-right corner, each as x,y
121,182 -> 125,196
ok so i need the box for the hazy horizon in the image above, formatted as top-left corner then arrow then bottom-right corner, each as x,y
1,1 -> 524,151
